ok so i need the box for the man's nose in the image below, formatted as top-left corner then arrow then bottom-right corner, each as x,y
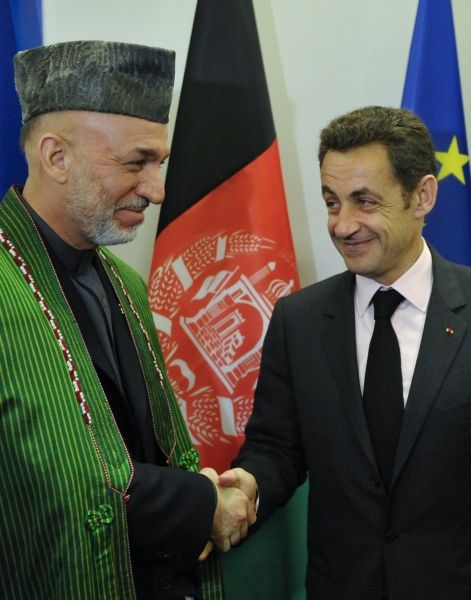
331,205 -> 359,237
135,165 -> 165,205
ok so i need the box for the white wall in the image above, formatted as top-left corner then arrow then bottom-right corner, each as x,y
42,0 -> 471,287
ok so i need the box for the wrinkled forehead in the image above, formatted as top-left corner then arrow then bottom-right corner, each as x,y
321,143 -> 394,179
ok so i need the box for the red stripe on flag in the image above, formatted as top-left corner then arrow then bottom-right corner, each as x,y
149,140 -> 298,471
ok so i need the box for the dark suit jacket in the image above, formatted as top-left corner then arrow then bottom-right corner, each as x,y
235,247 -> 471,600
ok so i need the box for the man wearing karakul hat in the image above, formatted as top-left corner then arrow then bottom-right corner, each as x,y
0,40 -> 256,600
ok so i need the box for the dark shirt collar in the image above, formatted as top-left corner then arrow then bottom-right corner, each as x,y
20,193 -> 96,276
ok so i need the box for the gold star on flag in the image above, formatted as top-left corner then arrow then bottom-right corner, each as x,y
435,136 -> 469,184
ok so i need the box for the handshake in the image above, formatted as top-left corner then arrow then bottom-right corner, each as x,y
198,467 -> 258,560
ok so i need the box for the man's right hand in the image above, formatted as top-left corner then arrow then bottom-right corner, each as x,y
200,467 -> 257,552
218,467 -> 258,506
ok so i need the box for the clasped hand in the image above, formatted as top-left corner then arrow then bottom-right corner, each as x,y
199,467 -> 257,556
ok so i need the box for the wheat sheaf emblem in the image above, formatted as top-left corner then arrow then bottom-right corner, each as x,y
188,392 -> 254,446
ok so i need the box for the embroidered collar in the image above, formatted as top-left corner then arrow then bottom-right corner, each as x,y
0,227 -> 92,425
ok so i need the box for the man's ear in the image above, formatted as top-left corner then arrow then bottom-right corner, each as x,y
38,133 -> 69,184
414,174 -> 437,219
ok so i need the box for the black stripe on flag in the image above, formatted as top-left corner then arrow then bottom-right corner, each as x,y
157,0 -> 276,233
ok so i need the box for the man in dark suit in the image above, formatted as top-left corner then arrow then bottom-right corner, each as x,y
220,105 -> 471,599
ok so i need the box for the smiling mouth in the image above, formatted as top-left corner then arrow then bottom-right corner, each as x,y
344,238 -> 373,246
116,206 -> 145,213
338,238 -> 375,254
114,207 -> 146,227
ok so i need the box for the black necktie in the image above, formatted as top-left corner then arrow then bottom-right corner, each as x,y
363,289 -> 404,486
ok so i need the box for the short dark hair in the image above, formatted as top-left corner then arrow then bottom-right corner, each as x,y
19,115 -> 41,151
318,106 -> 437,193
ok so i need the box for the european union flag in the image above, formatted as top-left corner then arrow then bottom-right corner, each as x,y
402,0 -> 471,265
0,0 -> 42,197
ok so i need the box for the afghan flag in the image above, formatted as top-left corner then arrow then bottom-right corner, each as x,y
402,0 -> 471,264
0,0 -> 43,197
149,0 -> 299,473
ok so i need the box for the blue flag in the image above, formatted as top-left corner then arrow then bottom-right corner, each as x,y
402,0 -> 471,265
0,0 -> 42,197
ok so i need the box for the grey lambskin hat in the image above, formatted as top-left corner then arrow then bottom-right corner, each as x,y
14,40 -> 175,124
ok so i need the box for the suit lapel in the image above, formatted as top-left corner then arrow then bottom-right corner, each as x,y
322,251 -> 469,484
391,249 -> 468,487
322,272 -> 378,471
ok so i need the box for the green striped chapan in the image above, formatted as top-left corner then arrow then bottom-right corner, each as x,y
0,187 -> 224,599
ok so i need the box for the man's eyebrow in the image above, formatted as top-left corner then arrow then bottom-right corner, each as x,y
321,185 -> 382,200
121,147 -> 170,161
132,148 -> 159,159
321,185 -> 336,196
350,187 -> 382,200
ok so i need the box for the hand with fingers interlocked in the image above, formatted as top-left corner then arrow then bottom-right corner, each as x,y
199,467 -> 257,554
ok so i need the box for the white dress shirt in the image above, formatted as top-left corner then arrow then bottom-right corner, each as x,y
355,240 -> 433,405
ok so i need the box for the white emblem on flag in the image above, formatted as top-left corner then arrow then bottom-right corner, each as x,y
149,230 -> 295,448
